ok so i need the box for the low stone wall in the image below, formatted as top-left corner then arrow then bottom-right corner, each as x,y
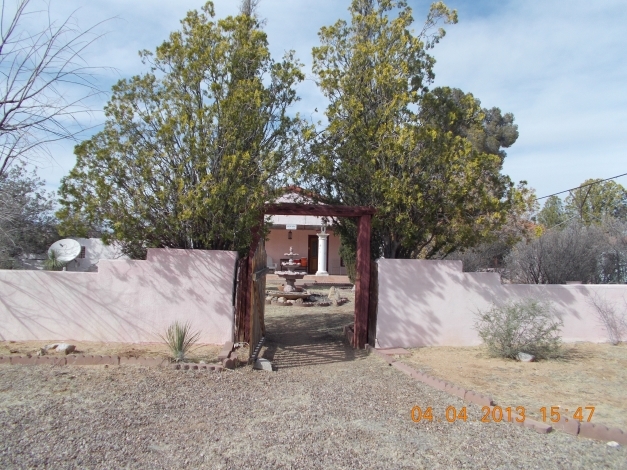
0,249 -> 237,344
376,259 -> 627,348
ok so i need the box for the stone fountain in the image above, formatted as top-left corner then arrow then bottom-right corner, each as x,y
274,246 -> 310,300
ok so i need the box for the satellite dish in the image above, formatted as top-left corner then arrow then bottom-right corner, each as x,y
48,239 -> 82,263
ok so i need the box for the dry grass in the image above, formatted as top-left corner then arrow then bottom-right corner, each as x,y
401,342 -> 627,430
0,340 -> 222,364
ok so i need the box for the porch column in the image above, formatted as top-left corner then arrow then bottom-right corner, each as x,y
316,229 -> 329,276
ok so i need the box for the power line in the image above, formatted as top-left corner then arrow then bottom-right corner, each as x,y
535,172 -> 627,201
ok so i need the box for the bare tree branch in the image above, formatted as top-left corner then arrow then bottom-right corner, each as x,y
0,0 -> 110,176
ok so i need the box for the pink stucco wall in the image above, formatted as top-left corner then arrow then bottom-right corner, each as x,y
0,249 -> 237,344
266,229 -> 344,275
376,259 -> 625,348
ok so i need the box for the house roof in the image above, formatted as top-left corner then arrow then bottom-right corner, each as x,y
270,186 -> 327,227
268,187 -> 375,227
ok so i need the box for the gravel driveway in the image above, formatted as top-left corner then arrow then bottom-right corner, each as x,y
1,306 -> 626,469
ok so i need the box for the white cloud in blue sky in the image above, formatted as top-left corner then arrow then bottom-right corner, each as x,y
19,0 -> 627,201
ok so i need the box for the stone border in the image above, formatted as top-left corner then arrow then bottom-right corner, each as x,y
171,363 -> 224,371
218,342 -> 237,369
367,345 -> 627,445
0,354 -> 230,371
0,341 -> 238,371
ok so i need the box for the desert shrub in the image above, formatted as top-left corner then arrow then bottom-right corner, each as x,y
505,218 -> 627,284
588,294 -> 627,345
474,298 -> 563,359
43,249 -> 66,271
160,321 -> 201,362
505,223 -> 603,284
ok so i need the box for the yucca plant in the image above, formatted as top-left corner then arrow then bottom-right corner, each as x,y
160,321 -> 201,362
44,249 -> 67,271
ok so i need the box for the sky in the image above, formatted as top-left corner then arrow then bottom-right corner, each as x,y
12,0 -> 627,203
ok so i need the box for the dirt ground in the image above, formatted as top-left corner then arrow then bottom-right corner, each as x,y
0,289 -> 627,469
400,342 -> 627,430
0,340 -> 222,364
262,283 -> 357,369
1,285 -> 626,468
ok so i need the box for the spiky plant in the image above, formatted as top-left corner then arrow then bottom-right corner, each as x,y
44,249 -> 67,271
160,321 -> 201,362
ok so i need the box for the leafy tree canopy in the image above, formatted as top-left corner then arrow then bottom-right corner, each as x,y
449,182 -> 539,272
57,1 -> 305,258
564,179 -> 627,225
536,195 -> 567,229
302,0 -> 520,260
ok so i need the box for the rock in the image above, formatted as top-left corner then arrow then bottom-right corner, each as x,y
253,358 -> 273,371
43,343 -> 76,355
607,441 -> 620,448
352,284 -> 356,292
199,360 -> 206,364
222,357 -> 236,369
277,297 -> 286,303
328,286 -> 336,299
56,343 -> 76,354
517,352 -> 535,362
265,295 -> 273,301
294,298 -> 304,305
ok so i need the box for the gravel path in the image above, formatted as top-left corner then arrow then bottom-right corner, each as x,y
1,307 -> 626,469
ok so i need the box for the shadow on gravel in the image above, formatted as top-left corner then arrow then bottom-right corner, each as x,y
262,309 -> 368,369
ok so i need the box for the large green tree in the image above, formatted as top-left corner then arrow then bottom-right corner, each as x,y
536,195 -> 567,229
564,179 -> 627,225
57,1 -> 304,258
304,0 -> 518,260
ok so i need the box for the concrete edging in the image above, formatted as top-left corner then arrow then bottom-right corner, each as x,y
366,345 -> 627,444
0,341 -> 236,372
0,354 -> 226,372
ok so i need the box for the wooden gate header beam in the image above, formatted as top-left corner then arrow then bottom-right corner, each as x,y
263,202 -> 376,349
264,203 -> 376,217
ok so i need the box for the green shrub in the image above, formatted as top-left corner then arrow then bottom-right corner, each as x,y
43,249 -> 67,271
474,298 -> 563,360
160,321 -> 201,363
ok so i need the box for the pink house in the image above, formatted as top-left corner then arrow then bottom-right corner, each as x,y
265,188 -> 346,276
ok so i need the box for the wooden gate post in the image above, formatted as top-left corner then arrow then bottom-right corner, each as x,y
353,214 -> 371,348
243,215 -> 265,344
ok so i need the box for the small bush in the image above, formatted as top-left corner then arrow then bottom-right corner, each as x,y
43,249 -> 66,271
589,294 -> 627,345
160,321 -> 201,362
474,298 -> 563,360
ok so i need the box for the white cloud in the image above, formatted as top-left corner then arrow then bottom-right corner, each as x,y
432,0 -> 627,196
12,0 -> 627,199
